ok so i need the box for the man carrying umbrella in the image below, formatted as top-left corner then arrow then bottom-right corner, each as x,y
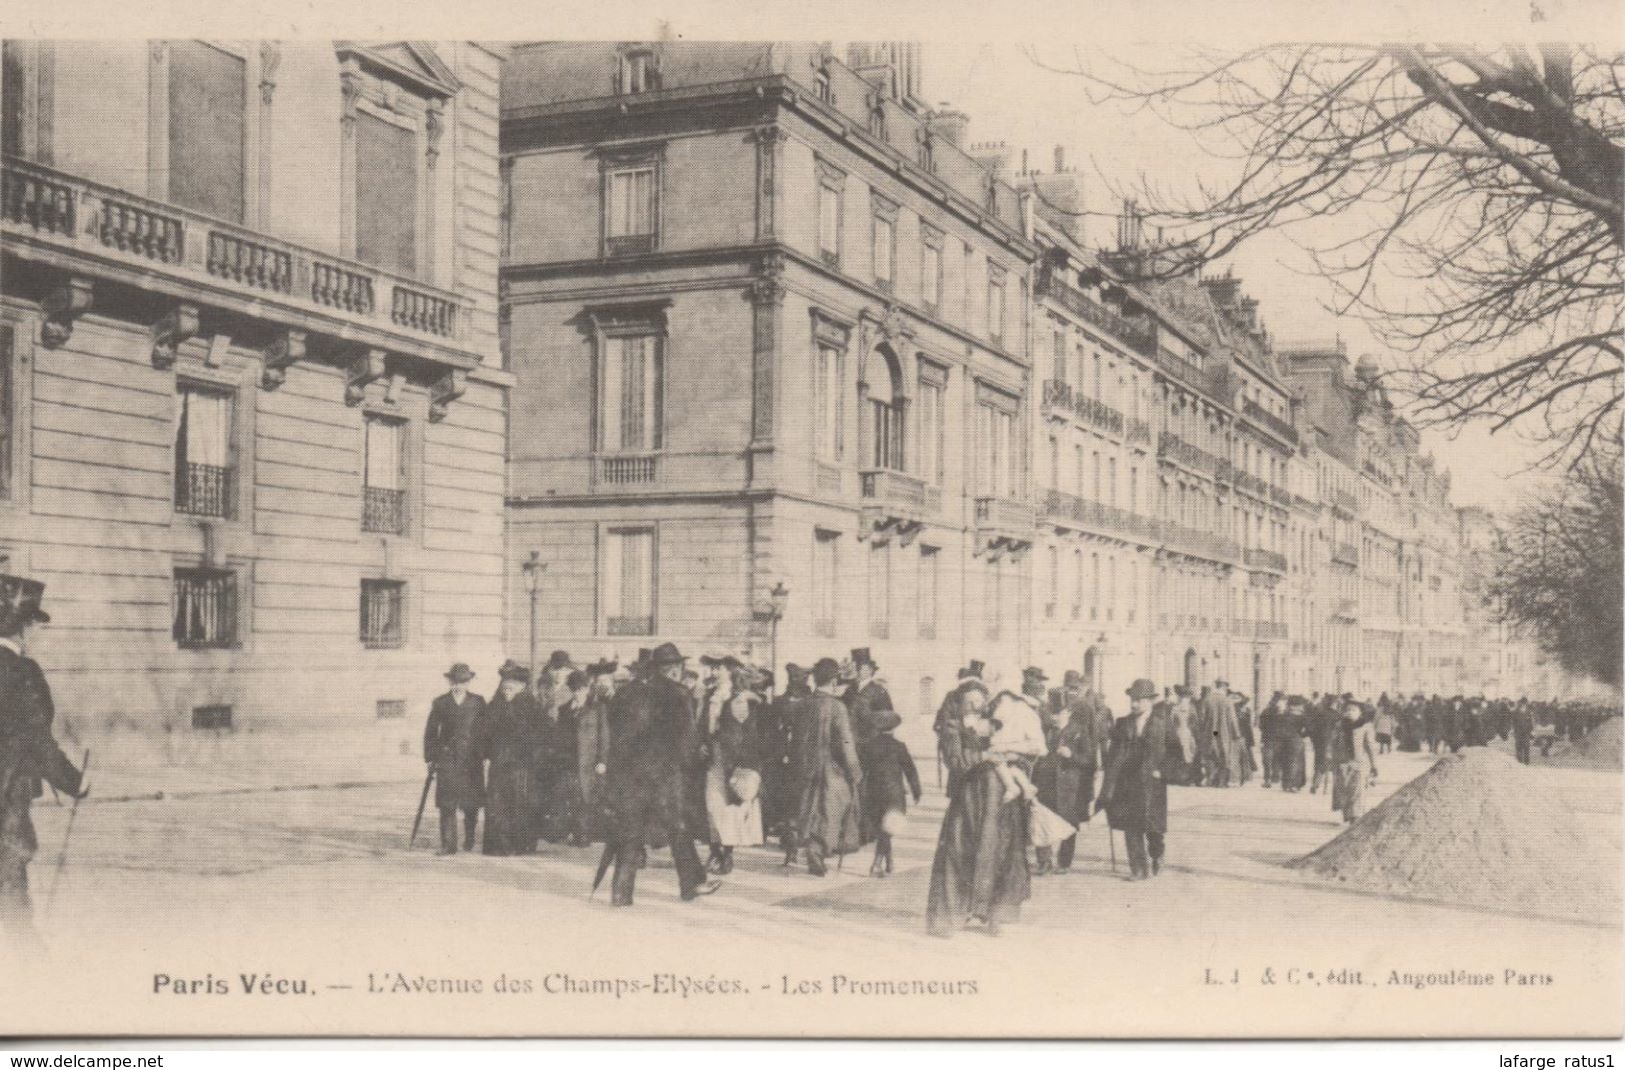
0,575 -> 85,951
602,643 -> 719,906
422,663 -> 487,855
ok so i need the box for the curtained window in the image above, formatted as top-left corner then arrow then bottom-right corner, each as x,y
604,528 -> 655,636
814,343 -> 844,463
174,568 -> 237,648
0,325 -> 11,499
362,416 -> 406,534
812,530 -> 839,637
917,545 -> 939,639
175,384 -> 234,518
601,334 -> 662,453
360,579 -> 405,648
605,165 -> 657,254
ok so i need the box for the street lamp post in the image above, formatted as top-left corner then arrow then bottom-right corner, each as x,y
1094,633 -> 1108,695
765,582 -> 790,695
522,550 -> 545,693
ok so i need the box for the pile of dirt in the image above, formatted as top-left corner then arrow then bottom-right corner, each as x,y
1289,749 -> 1614,918
1552,717 -> 1624,771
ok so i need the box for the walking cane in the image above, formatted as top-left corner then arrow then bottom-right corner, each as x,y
408,764 -> 436,849
45,749 -> 91,919
1107,823 -> 1117,873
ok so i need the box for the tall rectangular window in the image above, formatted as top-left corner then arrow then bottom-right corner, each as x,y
1105,555 -> 1116,621
917,373 -> 945,485
1045,546 -> 1059,619
362,415 -> 406,534
987,272 -> 1005,341
868,541 -> 891,637
1108,457 -> 1118,506
606,165 -> 657,253
0,325 -> 12,500
818,179 -> 842,267
168,41 -> 245,224
976,399 -> 1017,498
603,528 -> 655,635
1129,465 -> 1139,514
872,211 -> 895,289
918,545 -> 939,639
355,110 -> 418,275
1090,552 -> 1101,620
986,558 -> 1003,640
174,383 -> 235,519
814,344 -> 844,463
1074,444 -> 1084,499
1072,548 -> 1083,617
921,237 -> 942,310
360,579 -> 405,648
812,530 -> 839,636
601,334 -> 662,452
174,567 -> 237,649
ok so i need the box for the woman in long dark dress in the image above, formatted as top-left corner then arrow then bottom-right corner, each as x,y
925,687 -> 1031,937
483,660 -> 545,856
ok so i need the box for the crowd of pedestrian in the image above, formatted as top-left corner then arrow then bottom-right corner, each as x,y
416,640 -> 1619,931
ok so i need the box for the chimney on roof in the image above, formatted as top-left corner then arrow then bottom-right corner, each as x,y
969,139 -> 1011,177
930,106 -> 971,149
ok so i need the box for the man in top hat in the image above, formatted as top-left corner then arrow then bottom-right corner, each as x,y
843,648 -> 894,849
603,643 -> 718,905
1098,678 -> 1177,880
0,575 -> 85,950
423,663 -> 487,855
539,650 -> 575,714
482,659 -> 546,856
958,660 -> 985,682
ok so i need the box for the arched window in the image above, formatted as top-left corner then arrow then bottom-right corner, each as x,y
866,345 -> 906,471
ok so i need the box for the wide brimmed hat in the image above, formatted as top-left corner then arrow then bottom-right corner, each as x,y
586,658 -> 618,677
545,650 -> 574,671
1126,678 -> 1157,700
957,659 -> 985,680
1062,670 -> 1082,687
650,642 -> 686,667
784,662 -> 808,679
1023,666 -> 1048,683
565,669 -> 590,690
443,662 -> 475,683
0,574 -> 49,628
497,659 -> 530,682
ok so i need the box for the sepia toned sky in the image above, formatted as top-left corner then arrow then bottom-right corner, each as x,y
927,41 -> 1556,513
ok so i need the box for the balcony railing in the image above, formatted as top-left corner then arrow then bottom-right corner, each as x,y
1153,348 -> 1238,406
607,615 -> 655,636
1158,431 -> 1225,477
860,468 -> 927,511
1245,547 -> 1288,574
175,462 -> 233,519
974,496 -> 1036,533
1126,417 -> 1154,447
1036,268 -> 1158,357
1042,489 -> 1163,545
1333,542 -> 1360,567
597,454 -> 659,486
2,155 -> 469,349
1242,397 -> 1299,447
1042,380 -> 1127,437
363,486 -> 407,535
1332,487 -> 1359,514
1161,521 -> 1242,565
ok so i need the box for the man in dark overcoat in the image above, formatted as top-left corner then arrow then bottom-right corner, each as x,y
1098,678 -> 1177,880
482,659 -> 545,856
788,658 -> 863,877
423,662 -> 486,854
604,643 -> 718,906
844,649 -> 895,848
1512,698 -> 1535,765
761,663 -> 809,850
0,576 -> 85,951
1035,683 -> 1106,875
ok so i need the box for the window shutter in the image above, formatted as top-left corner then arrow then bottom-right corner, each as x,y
355,111 -> 418,275
169,42 -> 246,223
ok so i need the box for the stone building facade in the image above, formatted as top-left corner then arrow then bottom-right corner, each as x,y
0,41 -> 510,765
502,42 -> 1037,735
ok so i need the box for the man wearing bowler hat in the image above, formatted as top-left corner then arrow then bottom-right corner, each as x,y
604,642 -> 718,905
423,663 -> 487,854
0,575 -> 85,950
1098,678 -> 1176,880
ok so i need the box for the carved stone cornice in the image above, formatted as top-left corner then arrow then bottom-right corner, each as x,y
346,348 -> 387,406
258,42 -> 281,106
429,368 -> 466,423
260,328 -> 306,391
149,302 -> 200,369
39,276 -> 93,349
